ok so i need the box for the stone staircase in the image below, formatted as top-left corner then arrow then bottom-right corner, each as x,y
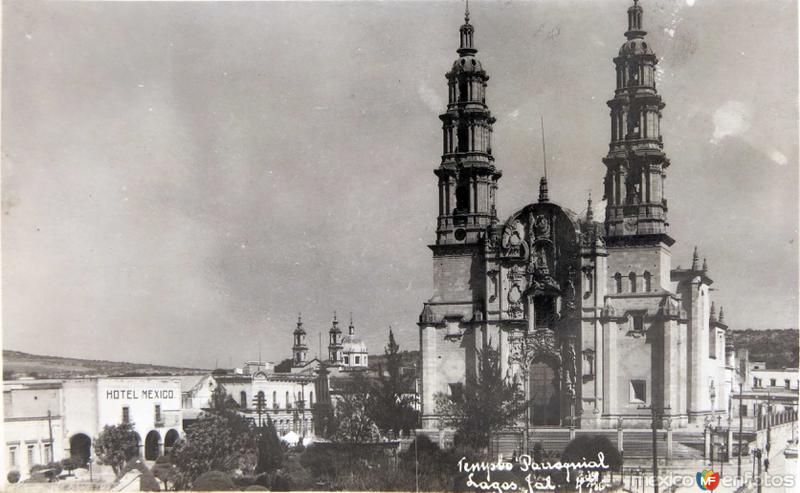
491,428 -> 706,461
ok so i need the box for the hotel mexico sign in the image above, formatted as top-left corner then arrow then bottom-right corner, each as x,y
96,377 -> 182,431
104,389 -> 176,400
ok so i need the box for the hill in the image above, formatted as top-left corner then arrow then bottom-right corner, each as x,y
730,329 -> 799,369
3,349 -> 206,380
368,350 -> 419,372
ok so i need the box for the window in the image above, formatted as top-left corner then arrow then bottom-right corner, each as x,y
354,355 -> 360,365
154,404 -> 162,424
770,379 -> 776,387
740,405 -> 748,417
449,383 -> 465,402
631,313 -> 645,332
310,391 -> 314,407
786,379 -> 791,389
43,443 -> 52,463
8,446 -> 17,468
240,391 -> 247,408
583,350 -> 595,377
27,444 -> 36,467
628,272 -> 637,293
643,271 -> 652,292
285,392 -> 290,408
709,328 -> 717,359
344,356 -> 350,365
614,273 -> 623,293
122,406 -> 130,424
630,380 -> 646,403
273,391 -> 278,409
455,183 -> 470,213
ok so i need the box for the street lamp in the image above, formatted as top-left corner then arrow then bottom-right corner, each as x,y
637,403 -> 670,493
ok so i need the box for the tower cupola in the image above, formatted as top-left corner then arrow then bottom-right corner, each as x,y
458,5 -> 476,56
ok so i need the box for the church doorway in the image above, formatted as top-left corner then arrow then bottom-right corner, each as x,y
529,359 -> 560,426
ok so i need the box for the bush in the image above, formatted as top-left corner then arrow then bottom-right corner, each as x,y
152,456 -> 177,490
271,457 -> 312,491
562,435 -> 622,471
29,462 -> 63,482
7,470 -> 20,483
560,435 -> 623,487
244,485 -> 269,491
60,457 -> 82,476
192,470 -> 236,491
139,470 -> 162,492
31,462 -> 63,475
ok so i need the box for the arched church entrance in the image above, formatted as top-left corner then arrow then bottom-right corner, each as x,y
69,434 -> 92,466
530,359 -> 560,426
144,430 -> 161,460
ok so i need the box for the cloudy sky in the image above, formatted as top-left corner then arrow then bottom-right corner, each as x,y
3,0 -> 797,369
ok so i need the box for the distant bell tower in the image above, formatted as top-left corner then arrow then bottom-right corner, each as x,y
434,4 -> 502,245
603,0 -> 671,241
292,314 -> 308,367
327,312 -> 343,365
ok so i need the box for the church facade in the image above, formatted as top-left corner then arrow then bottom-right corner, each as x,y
418,1 -> 735,431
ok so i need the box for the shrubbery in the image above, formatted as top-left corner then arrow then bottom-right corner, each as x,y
7,470 -> 20,484
192,470 -> 236,491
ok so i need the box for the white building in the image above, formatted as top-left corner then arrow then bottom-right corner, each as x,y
750,368 -> 800,391
4,376 -> 184,482
181,367 -> 318,439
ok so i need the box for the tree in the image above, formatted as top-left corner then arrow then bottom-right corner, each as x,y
94,422 -> 141,477
435,344 -> 527,449
256,416 -> 284,476
311,399 -> 336,439
152,456 -> 178,491
332,392 -> 381,444
367,329 -> 420,435
171,409 -> 257,488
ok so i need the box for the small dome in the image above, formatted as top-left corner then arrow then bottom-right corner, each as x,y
342,335 -> 367,354
619,39 -> 652,56
452,55 -> 483,74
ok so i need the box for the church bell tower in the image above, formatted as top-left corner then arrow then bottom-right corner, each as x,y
292,314 -> 308,367
603,0 -> 671,242
434,5 -> 502,245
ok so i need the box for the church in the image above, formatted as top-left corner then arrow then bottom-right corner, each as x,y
418,1 -> 737,431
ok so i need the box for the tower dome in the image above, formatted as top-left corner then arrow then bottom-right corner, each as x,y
451,56 -> 484,74
618,39 -> 653,56
340,316 -> 368,368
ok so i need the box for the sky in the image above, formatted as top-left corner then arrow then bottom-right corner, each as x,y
3,0 -> 798,369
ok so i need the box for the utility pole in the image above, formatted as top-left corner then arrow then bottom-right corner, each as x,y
737,384 -> 743,480
638,404 -> 670,493
766,391 -> 772,457
756,448 -> 762,493
47,410 -> 54,462
253,392 -> 266,428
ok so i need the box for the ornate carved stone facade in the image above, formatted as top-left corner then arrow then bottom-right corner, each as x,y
418,2 -> 736,431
